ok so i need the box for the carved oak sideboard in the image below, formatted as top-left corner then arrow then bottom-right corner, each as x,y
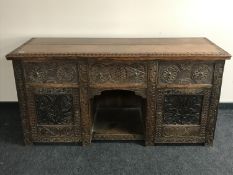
6,38 -> 231,146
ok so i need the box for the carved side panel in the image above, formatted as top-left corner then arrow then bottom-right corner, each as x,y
146,61 -> 157,145
206,61 -> 225,145
155,89 -> 211,143
78,61 -> 92,145
24,62 -> 78,84
12,61 -> 32,145
89,62 -> 147,85
27,87 -> 81,142
159,62 -> 213,84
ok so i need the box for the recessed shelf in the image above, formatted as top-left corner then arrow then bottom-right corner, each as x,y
93,108 -> 144,140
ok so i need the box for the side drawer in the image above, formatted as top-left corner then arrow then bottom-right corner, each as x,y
158,61 -> 214,85
23,62 -> 78,84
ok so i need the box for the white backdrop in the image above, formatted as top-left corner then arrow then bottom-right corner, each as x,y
0,0 -> 232,102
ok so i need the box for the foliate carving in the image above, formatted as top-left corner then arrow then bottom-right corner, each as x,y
28,87 -> 81,141
159,62 -> 213,84
192,64 -> 211,83
160,65 -> 179,83
35,94 -> 73,125
89,63 -> 146,84
25,62 -> 78,83
163,95 -> 203,125
155,89 -> 211,143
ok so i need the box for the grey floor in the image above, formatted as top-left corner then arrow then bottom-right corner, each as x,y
0,104 -> 232,175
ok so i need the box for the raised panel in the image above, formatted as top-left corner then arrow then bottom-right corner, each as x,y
27,87 -> 81,142
24,62 -> 78,84
35,94 -> 73,125
163,95 -> 203,125
159,62 -> 213,85
89,62 -> 147,87
155,88 -> 211,143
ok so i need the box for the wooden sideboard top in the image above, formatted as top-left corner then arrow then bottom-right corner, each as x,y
6,38 -> 231,60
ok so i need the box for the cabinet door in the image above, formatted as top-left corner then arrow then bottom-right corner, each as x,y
155,88 -> 211,144
26,87 -> 81,143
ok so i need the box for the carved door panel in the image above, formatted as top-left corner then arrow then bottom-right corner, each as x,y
26,87 -> 81,142
155,88 -> 211,144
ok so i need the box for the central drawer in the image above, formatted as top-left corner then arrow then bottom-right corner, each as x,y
89,62 -> 147,88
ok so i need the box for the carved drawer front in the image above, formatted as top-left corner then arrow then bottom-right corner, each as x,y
159,62 -> 213,85
24,62 -> 78,84
89,62 -> 147,87
155,88 -> 211,143
27,88 -> 81,142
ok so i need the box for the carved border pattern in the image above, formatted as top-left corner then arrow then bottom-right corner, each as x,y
206,61 -> 225,145
146,61 -> 157,145
78,61 -> 92,145
155,88 -> 210,143
13,61 -> 33,145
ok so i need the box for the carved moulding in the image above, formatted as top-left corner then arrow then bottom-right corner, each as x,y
155,88 -> 211,143
24,62 -> 78,84
159,62 -> 213,84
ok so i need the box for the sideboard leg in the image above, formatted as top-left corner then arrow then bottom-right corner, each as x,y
205,139 -> 214,146
145,141 -> 154,146
24,138 -> 33,145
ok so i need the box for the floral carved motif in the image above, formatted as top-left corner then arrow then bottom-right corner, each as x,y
35,94 -> 73,125
89,63 -> 147,84
25,62 -> 78,83
163,95 -> 203,125
160,65 -> 179,83
159,62 -> 213,84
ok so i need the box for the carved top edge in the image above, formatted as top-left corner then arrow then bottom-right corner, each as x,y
6,38 -> 231,60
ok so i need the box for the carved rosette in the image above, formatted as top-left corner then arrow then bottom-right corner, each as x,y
192,64 -> 211,83
24,62 -> 78,83
160,65 -> 179,83
159,62 -> 213,84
